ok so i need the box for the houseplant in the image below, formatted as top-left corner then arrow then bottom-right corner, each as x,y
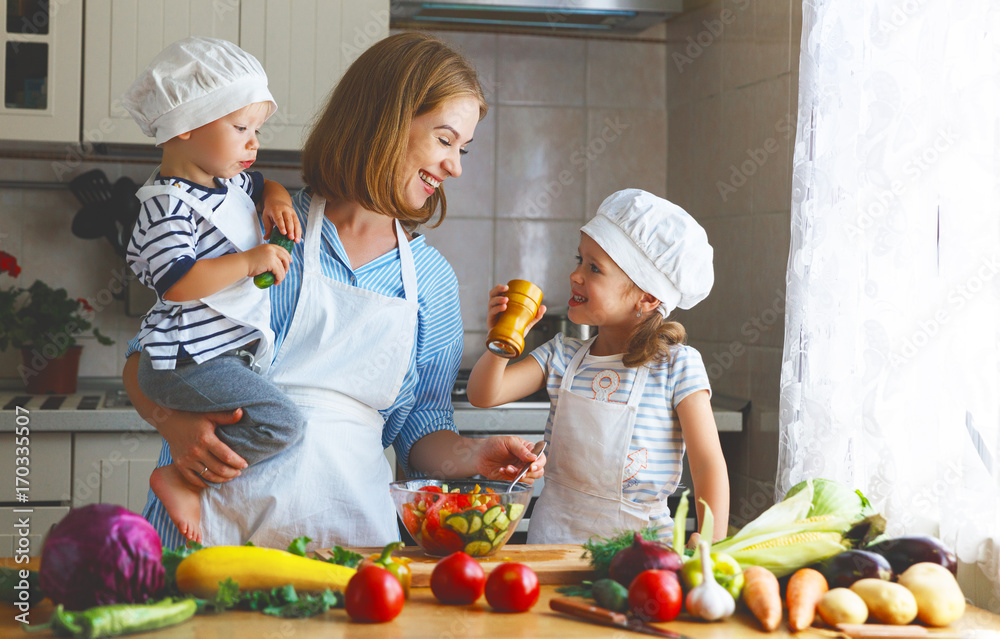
0,251 -> 113,393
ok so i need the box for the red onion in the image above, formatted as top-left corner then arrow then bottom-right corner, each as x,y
609,533 -> 682,587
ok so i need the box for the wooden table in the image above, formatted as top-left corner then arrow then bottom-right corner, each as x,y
5,559 -> 1000,638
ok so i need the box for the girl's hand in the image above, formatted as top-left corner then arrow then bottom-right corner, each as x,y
244,243 -> 292,284
156,407 -> 248,488
485,283 -> 547,333
474,436 -> 547,483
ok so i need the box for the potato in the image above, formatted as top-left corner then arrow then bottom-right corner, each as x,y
898,562 -> 966,626
817,588 -> 869,626
850,578 -> 918,625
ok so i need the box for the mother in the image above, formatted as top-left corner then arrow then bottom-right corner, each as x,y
123,32 -> 545,550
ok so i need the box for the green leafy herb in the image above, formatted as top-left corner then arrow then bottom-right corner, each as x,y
195,577 -> 341,618
582,526 -> 662,579
326,545 -> 363,568
285,536 -> 312,557
555,581 -> 593,598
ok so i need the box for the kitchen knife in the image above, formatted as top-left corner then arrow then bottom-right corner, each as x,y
549,597 -> 694,639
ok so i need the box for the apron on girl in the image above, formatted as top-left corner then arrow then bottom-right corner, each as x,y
200,195 -> 419,549
135,170 -> 275,373
527,336 -> 670,544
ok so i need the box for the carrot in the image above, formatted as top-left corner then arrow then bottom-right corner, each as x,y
742,565 -> 783,631
786,568 -> 829,632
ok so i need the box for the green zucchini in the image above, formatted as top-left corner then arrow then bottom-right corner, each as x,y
483,505 -> 503,525
508,503 -> 526,521
464,541 -> 492,557
0,567 -> 43,606
444,513 -> 470,534
493,511 -> 511,531
467,511 -> 483,535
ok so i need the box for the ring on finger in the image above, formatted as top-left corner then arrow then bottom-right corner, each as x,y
200,466 -> 209,477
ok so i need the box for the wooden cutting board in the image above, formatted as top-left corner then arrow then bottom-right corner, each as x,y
315,544 -> 594,587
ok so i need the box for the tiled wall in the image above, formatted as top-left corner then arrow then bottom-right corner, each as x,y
666,0 -> 802,524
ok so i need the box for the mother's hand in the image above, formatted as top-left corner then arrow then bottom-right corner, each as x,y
123,353 -> 247,488
158,407 -> 248,488
475,435 -> 547,484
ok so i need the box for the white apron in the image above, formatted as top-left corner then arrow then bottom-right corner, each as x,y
527,337 -> 669,544
135,170 -> 275,373
201,195 -> 419,549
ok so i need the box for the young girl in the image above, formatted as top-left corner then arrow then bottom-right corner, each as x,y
467,188 -> 729,546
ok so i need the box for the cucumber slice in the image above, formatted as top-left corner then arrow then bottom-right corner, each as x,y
445,513 -> 470,534
483,505 -> 503,525
508,503 -> 526,520
464,540 -> 492,557
484,527 -> 496,541
493,511 -> 510,531
491,534 -> 506,548
467,511 -> 483,535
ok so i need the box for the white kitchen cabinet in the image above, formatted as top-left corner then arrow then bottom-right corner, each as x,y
72,431 -> 164,512
83,0 -> 388,150
0,506 -> 69,558
0,432 -> 72,503
0,0 -> 82,142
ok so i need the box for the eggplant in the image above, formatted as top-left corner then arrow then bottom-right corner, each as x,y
819,550 -> 893,588
865,535 -> 957,576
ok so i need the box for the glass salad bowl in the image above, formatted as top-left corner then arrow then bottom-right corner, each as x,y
389,478 -> 533,558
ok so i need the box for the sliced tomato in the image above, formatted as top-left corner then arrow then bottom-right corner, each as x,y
432,527 -> 465,554
401,503 -> 420,536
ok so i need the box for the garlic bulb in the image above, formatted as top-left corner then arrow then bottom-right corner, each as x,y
684,540 -> 736,621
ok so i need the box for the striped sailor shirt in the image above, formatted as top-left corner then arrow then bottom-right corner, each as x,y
126,172 -> 265,369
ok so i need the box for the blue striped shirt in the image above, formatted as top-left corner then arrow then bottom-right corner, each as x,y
132,188 -> 464,549
530,335 -> 711,538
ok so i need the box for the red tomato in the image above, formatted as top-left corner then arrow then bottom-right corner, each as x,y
432,527 -> 465,554
628,569 -> 682,622
484,562 -> 540,613
401,503 -> 420,536
430,551 -> 486,605
345,565 -> 405,623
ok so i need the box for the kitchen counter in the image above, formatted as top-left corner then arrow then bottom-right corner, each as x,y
3,560 -> 999,639
0,379 -> 748,434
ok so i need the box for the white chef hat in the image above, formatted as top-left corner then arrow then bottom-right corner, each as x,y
122,36 -> 276,145
582,189 -> 714,317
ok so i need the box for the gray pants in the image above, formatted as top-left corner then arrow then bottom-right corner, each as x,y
138,347 -> 305,485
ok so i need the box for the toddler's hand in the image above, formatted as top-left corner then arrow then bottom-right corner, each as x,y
244,243 -> 292,284
262,200 -> 302,242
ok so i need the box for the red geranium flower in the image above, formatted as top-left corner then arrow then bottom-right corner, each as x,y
77,298 -> 94,312
0,251 -> 20,277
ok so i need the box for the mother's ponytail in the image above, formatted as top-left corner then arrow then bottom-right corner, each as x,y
622,312 -> 686,368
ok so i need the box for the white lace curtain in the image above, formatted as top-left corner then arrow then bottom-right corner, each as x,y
779,0 -> 1000,609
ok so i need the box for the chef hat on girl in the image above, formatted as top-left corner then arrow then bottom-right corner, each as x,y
582,189 -> 714,318
122,36 -> 276,145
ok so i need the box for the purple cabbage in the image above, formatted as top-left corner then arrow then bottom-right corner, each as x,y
39,504 -> 165,610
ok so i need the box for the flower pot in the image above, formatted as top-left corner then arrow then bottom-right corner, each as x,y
19,345 -> 83,394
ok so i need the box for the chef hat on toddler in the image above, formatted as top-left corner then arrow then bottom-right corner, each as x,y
581,189 -> 714,318
122,36 -> 276,145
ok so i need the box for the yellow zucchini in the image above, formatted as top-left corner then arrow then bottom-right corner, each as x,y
175,546 -> 356,598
